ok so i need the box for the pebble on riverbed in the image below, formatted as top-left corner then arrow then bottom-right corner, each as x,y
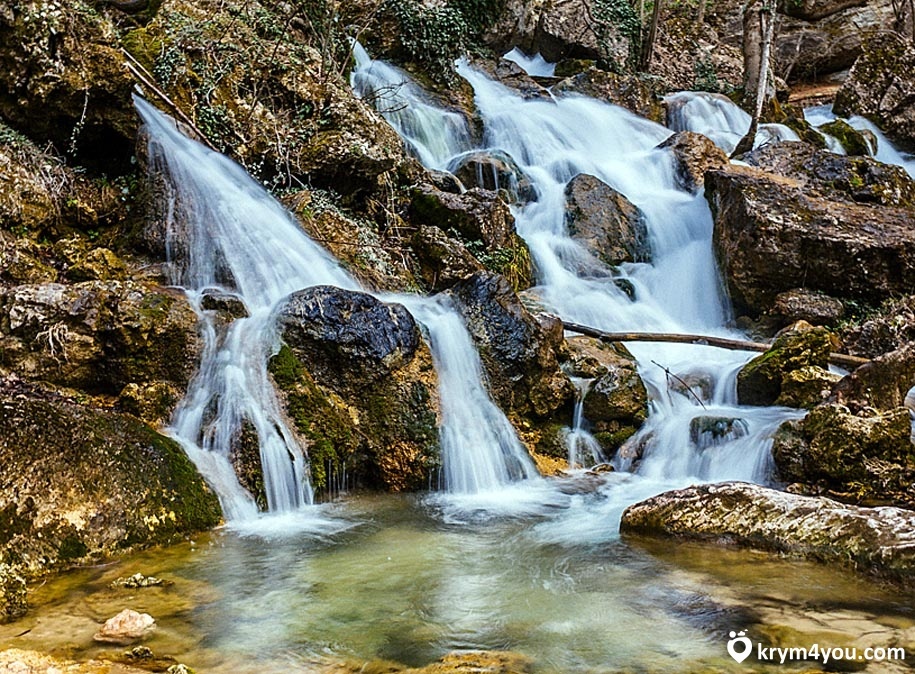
93,609 -> 156,644
109,572 -> 169,589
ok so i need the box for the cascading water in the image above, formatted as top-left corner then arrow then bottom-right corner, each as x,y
565,378 -> 606,469
138,94 -> 541,515
352,49 -> 805,499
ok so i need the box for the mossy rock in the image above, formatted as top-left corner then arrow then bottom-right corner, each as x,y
818,120 -> 871,156
736,326 -> 834,406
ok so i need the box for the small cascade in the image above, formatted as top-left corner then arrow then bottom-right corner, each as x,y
353,46 -> 803,490
664,91 -> 800,154
138,96 -> 357,518
565,379 -> 605,469
138,95 -> 539,514
502,48 -> 557,77
399,296 -> 540,493
350,42 -> 472,169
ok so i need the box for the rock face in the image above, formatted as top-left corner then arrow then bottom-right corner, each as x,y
835,34 -> 915,148
736,326 -> 837,408
0,563 -> 26,624
656,131 -> 729,193
840,295 -> 915,359
771,288 -> 844,328
93,609 -> 157,645
707,145 -> 915,317
620,482 -> 915,581
0,378 -> 222,580
448,272 -> 573,419
273,287 -> 440,493
0,280 -> 201,400
564,174 -> 651,266
447,150 -> 537,204
771,404 -> 913,506
552,69 -> 664,123
411,225 -> 485,291
484,0 -> 631,67
830,343 -> 915,413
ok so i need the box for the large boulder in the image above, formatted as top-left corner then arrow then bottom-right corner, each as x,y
0,280 -> 201,399
564,173 -> 651,266
736,325 -> 837,408
771,404 -> 914,507
770,288 -> 845,329
273,287 -> 440,493
411,185 -> 516,250
707,152 -> 915,317
447,150 -> 537,204
830,343 -> 915,413
835,33 -> 915,148
840,295 -> 915,359
620,481 -> 915,581
0,378 -> 221,582
447,272 -> 573,419
411,225 -> 485,292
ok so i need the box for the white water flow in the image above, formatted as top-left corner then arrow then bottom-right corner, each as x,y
138,95 -> 540,514
353,51 -> 805,495
566,378 -> 606,469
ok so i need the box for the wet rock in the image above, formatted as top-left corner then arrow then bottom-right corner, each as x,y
117,381 -> 181,427
830,342 -> 915,413
706,159 -> 915,317
0,563 -> 26,624
200,288 -> 248,319
736,325 -> 834,407
447,150 -> 537,204
471,57 -> 552,101
273,288 -> 440,493
0,649 -> 150,674
818,120 -> 872,156
771,404 -> 914,506
620,481 -> 915,581
277,287 -> 420,383
771,288 -> 844,328
656,131 -> 729,193
689,416 -> 748,450
93,609 -> 156,645
448,272 -> 573,419
566,336 -> 647,452
110,573 -> 168,589
0,380 -> 221,579
553,69 -> 664,123
840,295 -> 915,359
411,185 -> 516,250
834,34 -> 915,148
564,173 -> 651,266
411,225 -> 485,291
0,280 -> 201,396
776,366 -> 842,409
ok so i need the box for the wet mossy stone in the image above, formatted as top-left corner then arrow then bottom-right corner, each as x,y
818,120 -> 871,156
0,380 -> 221,578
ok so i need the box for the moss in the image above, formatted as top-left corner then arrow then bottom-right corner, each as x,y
782,117 -> 828,149
121,28 -> 164,73
476,235 -> 533,292
58,536 -> 88,561
819,120 -> 870,156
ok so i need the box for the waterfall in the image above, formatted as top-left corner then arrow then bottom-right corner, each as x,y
565,379 -> 605,469
138,95 -> 539,516
352,48 -> 804,489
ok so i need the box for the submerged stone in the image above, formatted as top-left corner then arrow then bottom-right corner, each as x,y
93,609 -> 156,645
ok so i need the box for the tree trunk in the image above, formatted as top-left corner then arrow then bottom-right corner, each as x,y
640,0 -> 664,71
732,1 -> 775,157
696,0 -> 706,28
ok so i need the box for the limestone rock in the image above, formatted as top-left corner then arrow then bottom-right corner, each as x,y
447,150 -> 537,204
553,69 -> 664,123
0,649 -> 150,674
411,185 -> 516,250
830,342 -> 915,413
448,272 -> 573,418
835,33 -> 915,147
0,378 -> 221,579
736,325 -> 834,407
840,295 -> 915,359
656,131 -> 729,193
771,288 -> 844,328
273,288 -> 440,493
707,159 -> 915,317
411,225 -> 485,291
564,173 -> 651,266
771,404 -> 914,506
93,609 -> 156,645
620,481 -> 915,581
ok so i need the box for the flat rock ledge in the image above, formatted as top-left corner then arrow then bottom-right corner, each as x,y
620,482 -> 915,582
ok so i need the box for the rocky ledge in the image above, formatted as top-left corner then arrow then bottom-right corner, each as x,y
620,482 -> 915,582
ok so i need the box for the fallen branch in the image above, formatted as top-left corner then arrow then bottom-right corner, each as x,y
120,48 -> 218,152
560,320 -> 870,370
651,359 -> 707,409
